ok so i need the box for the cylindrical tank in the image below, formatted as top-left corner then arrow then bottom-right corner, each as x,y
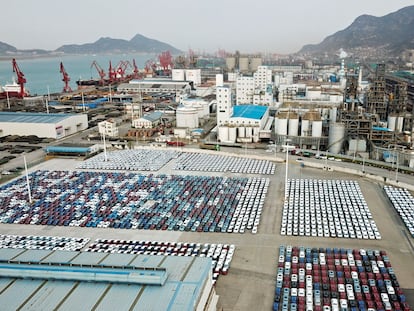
246,127 -> 253,138
312,120 -> 323,137
176,106 -> 199,128
216,74 -> 224,87
172,69 -> 185,81
226,57 -> 236,71
396,116 -> 404,132
387,115 -> 397,131
328,123 -> 346,154
238,127 -> 245,138
239,57 -> 249,72
228,127 -> 236,143
289,118 -> 299,136
277,118 -> 288,135
301,119 -> 310,136
249,57 -> 262,72
253,127 -> 260,142
218,127 -> 229,142
329,107 -> 337,123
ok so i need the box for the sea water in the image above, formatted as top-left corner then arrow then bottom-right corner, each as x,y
0,53 -> 157,96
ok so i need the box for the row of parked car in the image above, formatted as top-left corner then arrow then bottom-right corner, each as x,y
0,170 -> 267,234
383,186 -> 414,237
86,239 -> 235,285
281,179 -> 380,239
174,152 -> 276,175
77,149 -> 181,171
274,245 -> 410,311
0,234 -> 89,251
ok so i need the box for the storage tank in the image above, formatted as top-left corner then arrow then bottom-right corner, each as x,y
277,117 -> 288,135
238,127 -> 245,138
312,120 -> 323,137
249,57 -> 262,72
218,126 -> 229,142
387,115 -> 397,131
239,57 -> 249,72
226,57 -> 236,71
328,123 -> 346,154
228,127 -> 237,143
396,116 -> 404,133
245,127 -> 253,138
301,119 -> 310,136
176,105 -> 199,128
172,69 -> 185,81
289,117 -> 299,136
329,107 -> 337,123
253,127 -> 260,142
216,74 -> 224,87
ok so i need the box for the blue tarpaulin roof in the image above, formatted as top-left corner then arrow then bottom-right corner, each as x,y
232,105 -> 267,120
44,146 -> 91,153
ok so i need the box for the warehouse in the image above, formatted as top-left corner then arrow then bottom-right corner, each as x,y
0,248 -> 217,311
0,112 -> 88,139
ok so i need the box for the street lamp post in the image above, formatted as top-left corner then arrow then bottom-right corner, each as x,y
395,153 -> 399,182
362,156 -> 365,173
285,139 -> 291,200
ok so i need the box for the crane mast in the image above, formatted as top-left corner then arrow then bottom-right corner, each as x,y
12,58 -> 27,97
60,62 -> 72,93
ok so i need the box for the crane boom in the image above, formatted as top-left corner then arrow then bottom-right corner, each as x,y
12,58 -> 27,97
90,61 -> 106,85
60,62 -> 72,93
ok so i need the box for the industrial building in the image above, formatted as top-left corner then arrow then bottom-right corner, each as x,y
0,112 -> 88,139
98,119 -> 119,137
216,86 -> 272,143
0,248 -> 216,311
117,78 -> 193,101
132,111 -> 163,129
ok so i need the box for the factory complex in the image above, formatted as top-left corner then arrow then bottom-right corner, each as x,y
0,51 -> 413,311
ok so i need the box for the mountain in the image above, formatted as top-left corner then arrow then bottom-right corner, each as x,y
0,41 -> 17,54
299,5 -> 414,59
55,34 -> 182,54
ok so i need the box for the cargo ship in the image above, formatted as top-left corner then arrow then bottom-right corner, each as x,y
0,79 -> 29,99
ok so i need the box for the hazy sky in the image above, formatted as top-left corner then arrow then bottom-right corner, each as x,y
1,0 -> 413,54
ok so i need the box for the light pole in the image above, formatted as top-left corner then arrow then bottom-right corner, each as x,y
395,153 -> 399,182
362,156 -> 365,173
285,138 -> 291,200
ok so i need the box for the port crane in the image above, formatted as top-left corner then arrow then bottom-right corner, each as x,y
12,58 -> 27,97
59,62 -> 72,93
158,51 -> 173,75
90,61 -> 106,85
132,59 -> 140,78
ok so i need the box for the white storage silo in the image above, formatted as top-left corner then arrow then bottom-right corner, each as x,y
301,119 -> 310,136
226,57 -> 236,71
238,127 -> 246,138
176,105 -> 199,128
228,127 -> 237,143
218,126 -> 229,142
253,127 -> 260,142
277,117 -> 288,136
329,107 -> 337,123
216,74 -> 224,87
387,115 -> 397,131
312,120 -> 323,137
396,116 -> 404,133
328,123 -> 346,154
239,57 -> 249,72
246,127 -> 253,138
289,118 -> 299,136
172,69 -> 185,81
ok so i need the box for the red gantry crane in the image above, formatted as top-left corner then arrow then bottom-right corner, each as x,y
90,60 -> 106,85
158,51 -> 173,75
12,58 -> 27,97
60,62 -> 72,93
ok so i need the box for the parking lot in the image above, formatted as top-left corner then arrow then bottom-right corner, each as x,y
0,152 -> 412,310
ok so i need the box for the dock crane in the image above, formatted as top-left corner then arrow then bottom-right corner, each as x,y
90,61 -> 106,85
59,62 -> 72,93
132,59 -> 140,78
108,61 -> 117,83
12,58 -> 27,97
